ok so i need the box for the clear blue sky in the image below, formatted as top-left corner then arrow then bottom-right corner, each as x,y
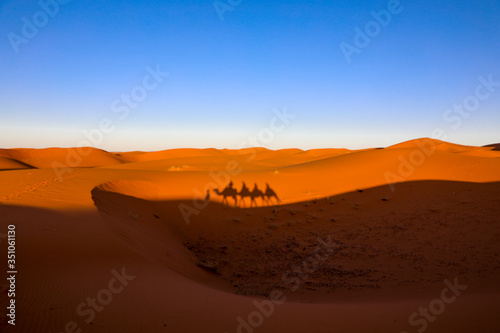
1,0 -> 499,150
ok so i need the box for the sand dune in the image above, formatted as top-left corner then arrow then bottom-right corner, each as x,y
1,138 -> 499,333
388,138 -> 500,157
484,143 -> 500,151
387,138 -> 473,151
0,147 -> 124,169
92,180 -> 500,301
0,157 -> 34,171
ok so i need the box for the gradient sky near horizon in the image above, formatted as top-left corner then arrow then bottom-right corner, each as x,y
1,0 -> 499,151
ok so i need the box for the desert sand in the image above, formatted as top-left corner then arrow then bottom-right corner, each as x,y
1,138 -> 499,332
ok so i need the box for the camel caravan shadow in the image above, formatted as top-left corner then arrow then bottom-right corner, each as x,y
211,181 -> 280,207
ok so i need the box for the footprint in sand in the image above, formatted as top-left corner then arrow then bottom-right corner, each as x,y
0,173 -> 80,202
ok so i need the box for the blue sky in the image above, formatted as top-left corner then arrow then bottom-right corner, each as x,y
1,0 -> 499,150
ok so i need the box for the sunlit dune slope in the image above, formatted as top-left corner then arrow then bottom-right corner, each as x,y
389,138 -> 500,157
0,147 -> 124,168
1,138 -> 499,207
270,139 -> 500,203
117,148 -> 226,162
0,146 -> 359,172
109,147 -> 355,171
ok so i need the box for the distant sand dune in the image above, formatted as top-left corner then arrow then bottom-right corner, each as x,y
0,147 -> 123,169
0,156 -> 35,170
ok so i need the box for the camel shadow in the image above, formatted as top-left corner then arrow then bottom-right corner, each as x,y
212,181 -> 238,206
212,181 -> 280,207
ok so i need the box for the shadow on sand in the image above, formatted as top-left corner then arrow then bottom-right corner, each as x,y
212,181 -> 280,207
91,180 -> 500,302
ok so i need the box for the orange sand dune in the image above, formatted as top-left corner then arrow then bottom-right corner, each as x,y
0,157 -> 34,171
117,148 -> 226,163
0,147 -> 124,169
388,138 -> 500,157
0,138 -> 499,333
113,147 -> 356,171
386,138 -> 474,151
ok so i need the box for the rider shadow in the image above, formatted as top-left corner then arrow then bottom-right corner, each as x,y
212,181 -> 238,206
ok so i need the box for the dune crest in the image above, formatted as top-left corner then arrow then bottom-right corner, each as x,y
94,180 -> 159,200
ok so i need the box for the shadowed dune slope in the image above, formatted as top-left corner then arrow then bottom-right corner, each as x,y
484,143 -> 500,151
92,179 -> 500,302
0,156 -> 35,170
